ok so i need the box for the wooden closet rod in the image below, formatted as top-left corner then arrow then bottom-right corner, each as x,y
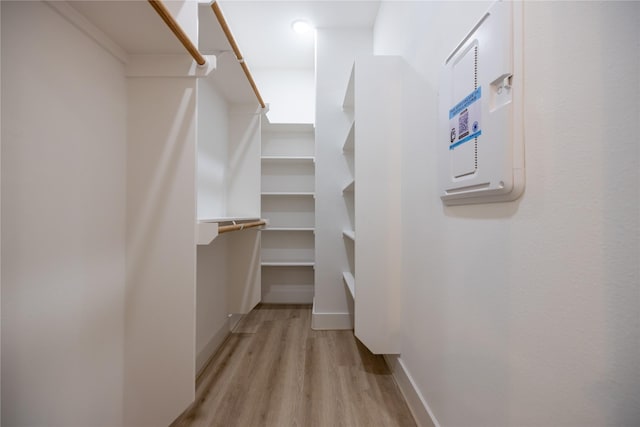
148,0 -> 207,66
211,1 -> 267,109
218,220 -> 266,234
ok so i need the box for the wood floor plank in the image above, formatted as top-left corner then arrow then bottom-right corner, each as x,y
171,304 -> 416,427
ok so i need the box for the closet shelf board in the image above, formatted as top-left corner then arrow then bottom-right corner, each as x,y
343,272 -> 355,299
261,156 -> 315,162
342,229 -> 355,241
261,192 -> 315,197
261,262 -> 315,267
263,227 -> 315,232
342,180 -> 355,193
198,216 -> 261,223
342,64 -> 355,110
342,121 -> 355,152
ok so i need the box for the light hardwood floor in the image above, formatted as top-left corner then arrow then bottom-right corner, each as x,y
171,304 -> 416,427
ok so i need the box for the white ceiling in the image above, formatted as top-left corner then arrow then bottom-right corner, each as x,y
69,1 -> 187,54
66,0 -> 380,103
70,1 -> 379,69
211,1 -> 380,69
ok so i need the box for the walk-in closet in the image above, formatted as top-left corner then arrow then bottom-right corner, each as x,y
2,1 -> 639,427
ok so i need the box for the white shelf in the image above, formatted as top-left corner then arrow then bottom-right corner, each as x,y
342,64 -> 355,110
342,272 -> 355,299
261,123 -> 315,157
197,222 -> 219,245
262,202 -> 314,229
262,122 -> 314,134
263,227 -> 314,232
342,229 -> 355,241
342,180 -> 355,193
261,192 -> 315,197
345,56 -> 405,355
261,156 -> 315,162
260,121 -> 316,303
342,121 -> 355,152
198,216 -> 261,223
261,262 -> 315,267
262,227 -> 314,264
261,159 -> 315,193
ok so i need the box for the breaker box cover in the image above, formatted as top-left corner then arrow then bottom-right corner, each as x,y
438,1 -> 524,205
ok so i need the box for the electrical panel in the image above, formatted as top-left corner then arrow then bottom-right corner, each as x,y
438,1 -> 524,205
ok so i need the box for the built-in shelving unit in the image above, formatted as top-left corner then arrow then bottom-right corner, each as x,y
342,69 -> 357,307
340,57 -> 404,355
260,123 -> 316,304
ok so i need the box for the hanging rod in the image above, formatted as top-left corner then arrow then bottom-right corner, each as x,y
148,0 -> 207,66
218,220 -> 267,234
211,1 -> 267,109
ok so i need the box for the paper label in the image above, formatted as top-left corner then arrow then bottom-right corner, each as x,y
449,87 -> 482,150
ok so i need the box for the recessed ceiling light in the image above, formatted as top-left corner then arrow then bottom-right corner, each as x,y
291,19 -> 314,35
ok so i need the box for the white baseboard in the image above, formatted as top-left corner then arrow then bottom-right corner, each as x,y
384,355 -> 440,427
311,299 -> 353,330
196,323 -> 230,376
262,284 -> 314,304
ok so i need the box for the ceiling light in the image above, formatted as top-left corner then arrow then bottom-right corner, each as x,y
291,19 -> 314,35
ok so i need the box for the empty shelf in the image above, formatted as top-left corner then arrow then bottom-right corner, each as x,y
342,272 -> 355,299
342,65 -> 355,110
342,121 -> 355,152
198,216 -> 261,223
261,261 -> 315,267
261,192 -> 315,197
342,180 -> 355,193
261,156 -> 315,162
342,229 -> 355,241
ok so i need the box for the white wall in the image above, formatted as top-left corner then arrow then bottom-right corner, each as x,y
374,1 -> 640,426
313,29 -> 371,328
226,106 -> 261,218
125,75 -> 197,427
1,2 -> 127,425
254,68 -> 315,124
198,76 -> 229,219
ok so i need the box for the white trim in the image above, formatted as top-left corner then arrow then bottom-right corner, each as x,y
196,323 -> 230,376
262,284 -> 314,304
384,355 -> 440,427
311,301 -> 353,330
45,1 -> 129,64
